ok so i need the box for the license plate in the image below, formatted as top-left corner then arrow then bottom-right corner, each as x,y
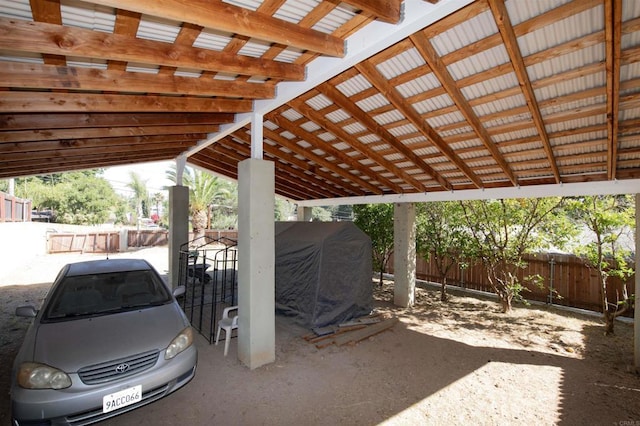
103,385 -> 142,413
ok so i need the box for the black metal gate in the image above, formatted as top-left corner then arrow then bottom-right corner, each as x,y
178,236 -> 238,343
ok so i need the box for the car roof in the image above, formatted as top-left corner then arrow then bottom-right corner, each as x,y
64,258 -> 153,277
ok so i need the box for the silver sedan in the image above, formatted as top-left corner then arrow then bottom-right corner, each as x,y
11,258 -> 197,425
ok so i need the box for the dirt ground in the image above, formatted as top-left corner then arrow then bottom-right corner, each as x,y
1,247 -> 639,425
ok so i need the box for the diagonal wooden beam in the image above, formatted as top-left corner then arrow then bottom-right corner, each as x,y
318,81 -> 453,191
86,0 -> 345,57
487,0 -> 560,184
0,18 -> 305,81
0,62 -> 275,99
263,116 -> 384,195
339,0 -> 402,24
288,98 -> 420,193
0,92 -> 252,113
215,137 -> 344,199
229,129 -> 365,196
604,0 -> 622,180
410,31 -> 518,187
355,60 -> 485,188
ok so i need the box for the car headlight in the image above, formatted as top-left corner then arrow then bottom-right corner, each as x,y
17,362 -> 71,389
165,327 -> 194,360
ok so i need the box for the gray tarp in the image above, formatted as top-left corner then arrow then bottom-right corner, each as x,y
275,221 -> 373,328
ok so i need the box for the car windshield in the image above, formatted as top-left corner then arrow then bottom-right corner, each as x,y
43,269 -> 172,322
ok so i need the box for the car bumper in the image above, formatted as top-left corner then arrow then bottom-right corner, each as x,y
11,345 -> 197,426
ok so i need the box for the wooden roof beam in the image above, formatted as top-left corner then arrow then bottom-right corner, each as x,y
1,124 -> 216,143
0,92 -> 252,113
488,0 -> 560,184
107,9 -> 141,71
262,117 -> 383,195
86,0 -> 345,57
0,135 -> 203,154
355,60 -> 485,188
318,82 -> 453,191
213,140 -> 342,199
0,18 -> 305,81
229,130 -> 365,197
29,0 -> 65,66
411,30 -> 519,186
0,112 -> 233,130
287,98 -> 413,193
0,62 -> 275,99
604,0 -> 622,180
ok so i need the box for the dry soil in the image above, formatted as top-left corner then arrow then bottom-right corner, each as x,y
1,247 -> 639,425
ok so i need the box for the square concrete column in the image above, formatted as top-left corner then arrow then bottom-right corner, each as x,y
238,158 -> 275,369
393,202 -> 416,308
168,185 -> 189,289
297,206 -> 313,221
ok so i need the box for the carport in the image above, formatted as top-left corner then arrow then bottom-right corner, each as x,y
1,0 -> 639,372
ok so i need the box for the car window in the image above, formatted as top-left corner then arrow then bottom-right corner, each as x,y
43,270 -> 172,322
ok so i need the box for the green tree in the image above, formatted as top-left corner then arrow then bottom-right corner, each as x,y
416,201 -> 470,302
459,197 -> 571,313
353,203 -> 394,286
167,166 -> 232,245
565,195 -> 635,334
127,172 -> 149,224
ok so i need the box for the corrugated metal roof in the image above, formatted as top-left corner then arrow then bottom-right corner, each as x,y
430,9 -> 498,56
0,0 -> 32,19
376,48 -> 426,80
60,0 -> 115,33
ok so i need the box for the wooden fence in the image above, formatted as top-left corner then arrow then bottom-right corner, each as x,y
47,231 -> 120,253
389,252 -> 635,315
47,229 -> 238,253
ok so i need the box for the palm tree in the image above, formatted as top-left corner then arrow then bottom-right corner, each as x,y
166,166 -> 230,245
126,172 -> 148,225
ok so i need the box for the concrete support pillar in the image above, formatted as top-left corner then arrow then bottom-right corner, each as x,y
297,206 -> 313,222
238,158 -> 275,369
393,202 -> 416,308
635,194 -> 639,373
168,185 -> 189,289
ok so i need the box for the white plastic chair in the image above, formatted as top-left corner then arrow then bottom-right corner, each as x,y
215,306 -> 238,356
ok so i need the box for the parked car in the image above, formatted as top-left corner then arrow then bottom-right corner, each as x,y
11,258 -> 197,425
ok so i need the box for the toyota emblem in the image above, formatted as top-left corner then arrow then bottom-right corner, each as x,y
115,363 -> 130,374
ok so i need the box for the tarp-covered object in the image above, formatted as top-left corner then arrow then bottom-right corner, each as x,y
275,221 -> 373,328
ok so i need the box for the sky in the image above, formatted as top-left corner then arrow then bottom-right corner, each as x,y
101,161 -> 174,197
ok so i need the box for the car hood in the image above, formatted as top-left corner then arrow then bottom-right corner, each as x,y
32,304 -> 189,372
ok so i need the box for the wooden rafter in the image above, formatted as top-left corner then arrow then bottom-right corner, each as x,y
266,111 -> 385,195
0,113 -> 233,130
0,18 -> 305,81
108,9 -> 141,71
0,63 -> 275,99
0,125 -> 217,143
0,92 -> 252,113
317,82 -> 453,191
605,0 -> 622,180
287,97 -> 416,193
28,0 -> 65,66
410,30 -> 518,187
86,0 -> 345,57
229,130 -> 365,197
355,60 -> 485,188
487,0 -> 560,184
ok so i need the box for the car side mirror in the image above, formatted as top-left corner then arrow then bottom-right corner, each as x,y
16,305 -> 38,318
172,286 -> 186,298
